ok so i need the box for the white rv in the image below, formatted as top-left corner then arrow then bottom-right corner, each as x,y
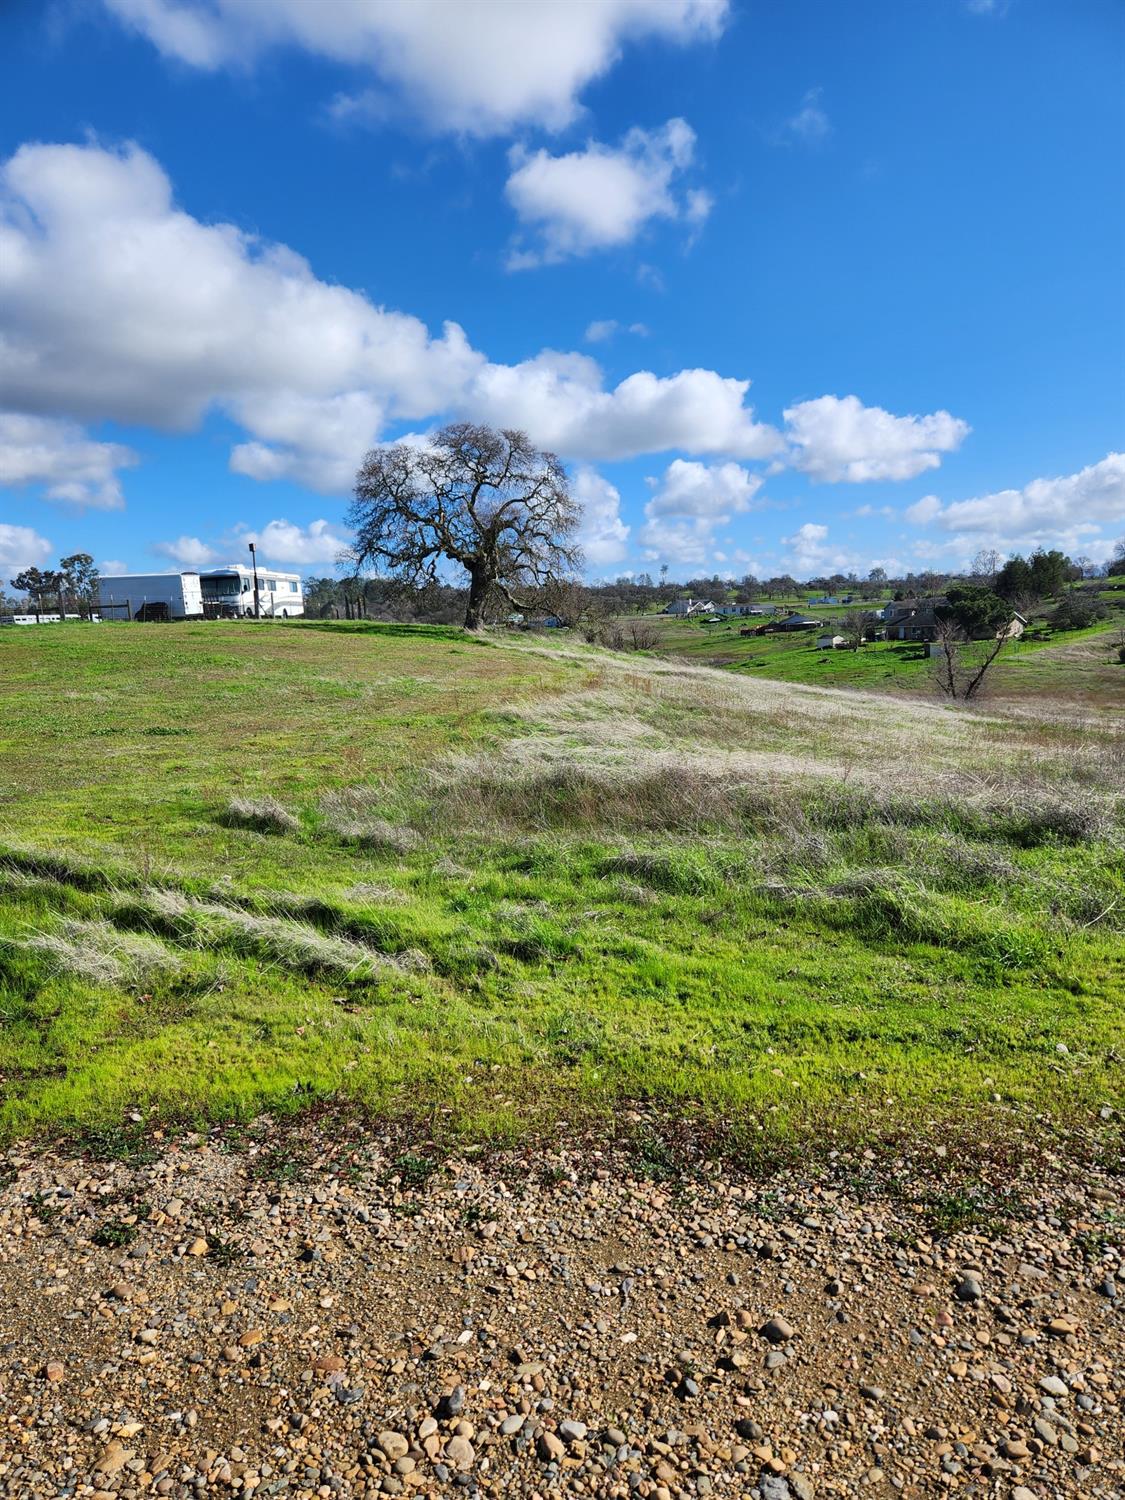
98,572 -> 204,621
199,565 -> 304,618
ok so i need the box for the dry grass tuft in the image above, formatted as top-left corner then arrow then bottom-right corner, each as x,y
224,796 -> 299,836
318,789 -> 421,854
114,887 -> 401,979
18,918 -> 184,988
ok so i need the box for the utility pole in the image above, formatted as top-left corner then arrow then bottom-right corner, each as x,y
248,541 -> 261,620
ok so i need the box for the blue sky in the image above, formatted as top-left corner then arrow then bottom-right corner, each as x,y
1,0 -> 1122,586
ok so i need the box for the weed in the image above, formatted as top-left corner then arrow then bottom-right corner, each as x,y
206,1233 -> 244,1266
92,1216 -> 139,1248
390,1152 -> 439,1190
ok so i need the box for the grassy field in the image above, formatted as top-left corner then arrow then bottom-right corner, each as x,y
639,610 -> 1125,709
1,620 -> 1122,1155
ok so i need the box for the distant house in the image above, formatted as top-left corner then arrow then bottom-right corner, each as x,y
808,595 -> 840,606
883,597 -> 1027,643
664,597 -> 715,617
716,603 -> 758,617
767,613 -> 820,632
817,633 -> 847,649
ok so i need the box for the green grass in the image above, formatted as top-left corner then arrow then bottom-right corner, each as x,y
1,619 -> 1121,1153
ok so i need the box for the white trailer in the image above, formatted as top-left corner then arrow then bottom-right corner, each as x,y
97,572 -> 204,621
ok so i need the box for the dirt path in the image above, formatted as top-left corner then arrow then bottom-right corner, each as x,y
0,1125 -> 1121,1498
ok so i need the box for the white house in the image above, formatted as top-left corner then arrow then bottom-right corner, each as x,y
817,633 -> 847,649
665,597 -> 715,617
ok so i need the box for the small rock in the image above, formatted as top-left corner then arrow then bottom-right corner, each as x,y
537,1431 -> 565,1463
759,1315 -> 794,1344
954,1275 -> 983,1303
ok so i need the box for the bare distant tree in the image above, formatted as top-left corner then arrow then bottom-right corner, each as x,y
970,547 -> 1001,585
931,590 -> 1015,701
842,610 -> 876,652
348,423 -> 582,630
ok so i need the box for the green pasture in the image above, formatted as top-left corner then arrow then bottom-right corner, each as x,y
1,620 -> 1121,1155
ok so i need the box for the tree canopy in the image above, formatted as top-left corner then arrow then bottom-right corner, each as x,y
936,584 -> 1012,639
348,423 -> 582,629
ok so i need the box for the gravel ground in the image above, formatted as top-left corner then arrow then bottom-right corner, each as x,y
0,1118 -> 1121,1500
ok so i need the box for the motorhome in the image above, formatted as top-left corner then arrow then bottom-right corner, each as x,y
199,566 -> 304,617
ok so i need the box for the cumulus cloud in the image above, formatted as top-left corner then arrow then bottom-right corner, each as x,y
101,0 -> 728,137
153,519 -> 352,568
0,140 -> 781,489
151,535 -> 221,566
0,411 -> 137,509
99,559 -> 128,574
902,453 -> 1125,549
471,354 -> 781,462
783,394 -> 970,482
572,466 -> 630,567
242,518 -> 352,565
904,494 -> 942,525
640,457 -> 763,565
0,522 -> 53,579
777,522 -> 867,577
505,118 -> 710,266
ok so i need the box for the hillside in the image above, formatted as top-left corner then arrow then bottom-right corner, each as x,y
1,620 -> 1121,1152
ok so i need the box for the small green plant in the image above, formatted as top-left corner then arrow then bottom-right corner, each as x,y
390,1152 -> 438,1190
92,1216 -> 139,1248
250,1146 -> 307,1184
28,1192 -> 59,1224
924,1189 -> 1004,1239
74,1125 -> 158,1166
206,1233 -> 244,1266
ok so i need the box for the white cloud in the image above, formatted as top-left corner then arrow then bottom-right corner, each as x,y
102,0 -> 728,137
99,559 -> 128,574
0,411 -> 137,509
152,535 -> 221,566
470,354 -> 782,462
779,521 -> 862,576
781,88 -> 830,146
0,140 -> 780,489
0,523 -> 53,580
572,466 -> 630,567
506,118 -> 710,267
904,494 -> 942,525
242,518 -> 352,565
640,457 -> 763,565
583,319 -> 650,344
902,453 -> 1125,549
783,394 -> 970,482
645,457 -> 763,518
153,519 -> 352,568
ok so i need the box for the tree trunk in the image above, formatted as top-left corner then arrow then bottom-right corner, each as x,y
463,567 -> 491,630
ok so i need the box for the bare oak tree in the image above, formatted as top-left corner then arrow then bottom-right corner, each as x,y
348,423 -> 582,630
